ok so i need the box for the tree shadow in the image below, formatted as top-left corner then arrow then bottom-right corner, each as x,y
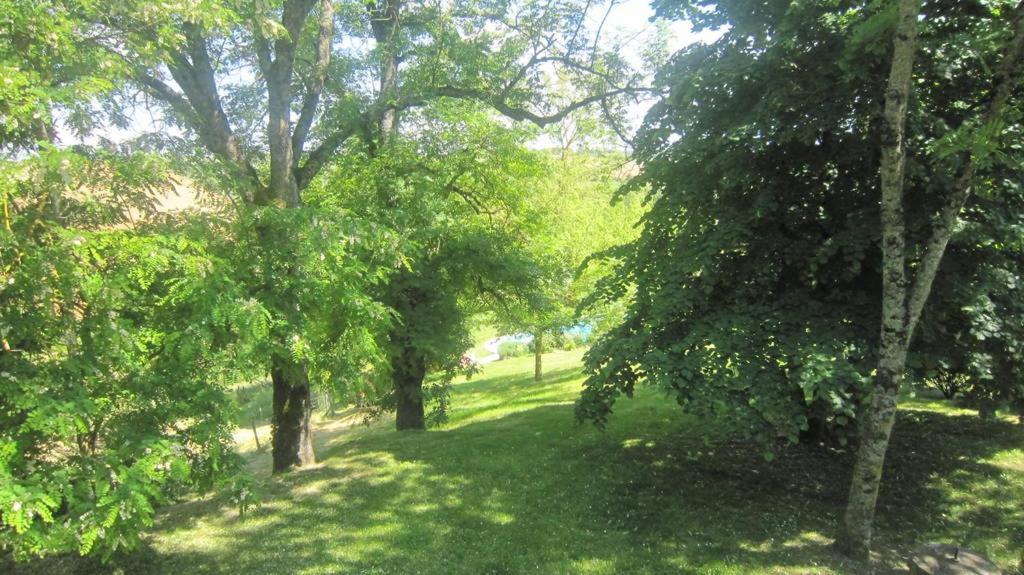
22,388 -> 1023,574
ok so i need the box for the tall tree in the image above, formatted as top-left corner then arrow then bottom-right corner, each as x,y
77,0 -> 644,464
576,0 -> 1024,558
512,150 -> 644,382
0,147 -> 264,559
310,103 -> 545,429
838,0 -> 1024,558
1,4 -> 263,558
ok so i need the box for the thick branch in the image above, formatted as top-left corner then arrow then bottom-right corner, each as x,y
135,58 -> 263,194
369,0 -> 402,137
398,85 -> 638,128
292,0 -> 335,161
295,125 -> 360,189
264,0 -> 317,205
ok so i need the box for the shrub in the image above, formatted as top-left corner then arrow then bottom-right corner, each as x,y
498,342 -> 530,359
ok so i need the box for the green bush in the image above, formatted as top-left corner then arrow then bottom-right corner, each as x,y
526,332 -> 589,354
498,342 -> 530,359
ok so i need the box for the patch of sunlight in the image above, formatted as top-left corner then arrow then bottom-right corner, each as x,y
483,509 -> 515,525
780,531 -> 830,549
989,447 -> 1024,472
737,531 -> 830,554
358,517 -> 401,536
568,557 -> 618,574
445,400 -> 575,429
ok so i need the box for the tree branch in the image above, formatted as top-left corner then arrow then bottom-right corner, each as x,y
263,0 -> 318,205
398,85 -> 638,128
292,0 -> 335,162
133,56 -> 264,196
905,3 -> 1024,338
295,125 -> 360,189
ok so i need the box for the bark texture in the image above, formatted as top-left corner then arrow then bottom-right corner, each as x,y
839,0 -> 1024,559
370,0 -> 401,139
271,360 -> 315,472
393,338 -> 427,431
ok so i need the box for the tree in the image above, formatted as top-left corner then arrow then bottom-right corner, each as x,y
578,0 -> 897,443
838,0 -> 1024,558
60,0 -> 646,467
310,103 -> 545,429
911,161 -> 1024,416
574,0 -> 1024,558
0,148 -> 261,559
513,150 -> 644,382
1,6 -> 265,558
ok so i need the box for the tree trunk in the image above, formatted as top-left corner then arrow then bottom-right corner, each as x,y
271,356 -> 315,473
838,358 -> 905,558
534,332 -> 544,382
370,0 -> 400,139
837,0 -> 921,559
978,401 -> 998,420
393,340 -> 427,431
838,0 -> 1024,559
800,398 -> 829,444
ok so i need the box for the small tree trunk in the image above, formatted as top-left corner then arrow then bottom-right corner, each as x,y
838,361 -> 905,558
534,332 -> 544,382
393,342 -> 426,431
271,357 -> 315,473
800,398 -> 829,444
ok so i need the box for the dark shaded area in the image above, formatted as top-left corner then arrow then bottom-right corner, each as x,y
393,340 -> 427,431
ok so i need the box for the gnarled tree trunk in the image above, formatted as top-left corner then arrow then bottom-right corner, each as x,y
271,358 -> 315,472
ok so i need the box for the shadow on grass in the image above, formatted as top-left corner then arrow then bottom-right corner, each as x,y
22,387 -> 1024,574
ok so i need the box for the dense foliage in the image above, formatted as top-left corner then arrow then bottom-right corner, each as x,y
8,0 -> 1020,566
527,152 -> 645,334
2,0 -> 653,556
311,104 -> 544,427
0,151 -> 263,559
578,0 -> 1024,446
914,158 -> 1024,416
66,0 -> 648,467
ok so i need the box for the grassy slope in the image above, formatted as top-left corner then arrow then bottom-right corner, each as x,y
113,351 -> 1022,573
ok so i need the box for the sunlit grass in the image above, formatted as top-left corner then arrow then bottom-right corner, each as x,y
49,350 -> 1024,574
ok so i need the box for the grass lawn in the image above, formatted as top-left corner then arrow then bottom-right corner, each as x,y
45,350 -> 1024,574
